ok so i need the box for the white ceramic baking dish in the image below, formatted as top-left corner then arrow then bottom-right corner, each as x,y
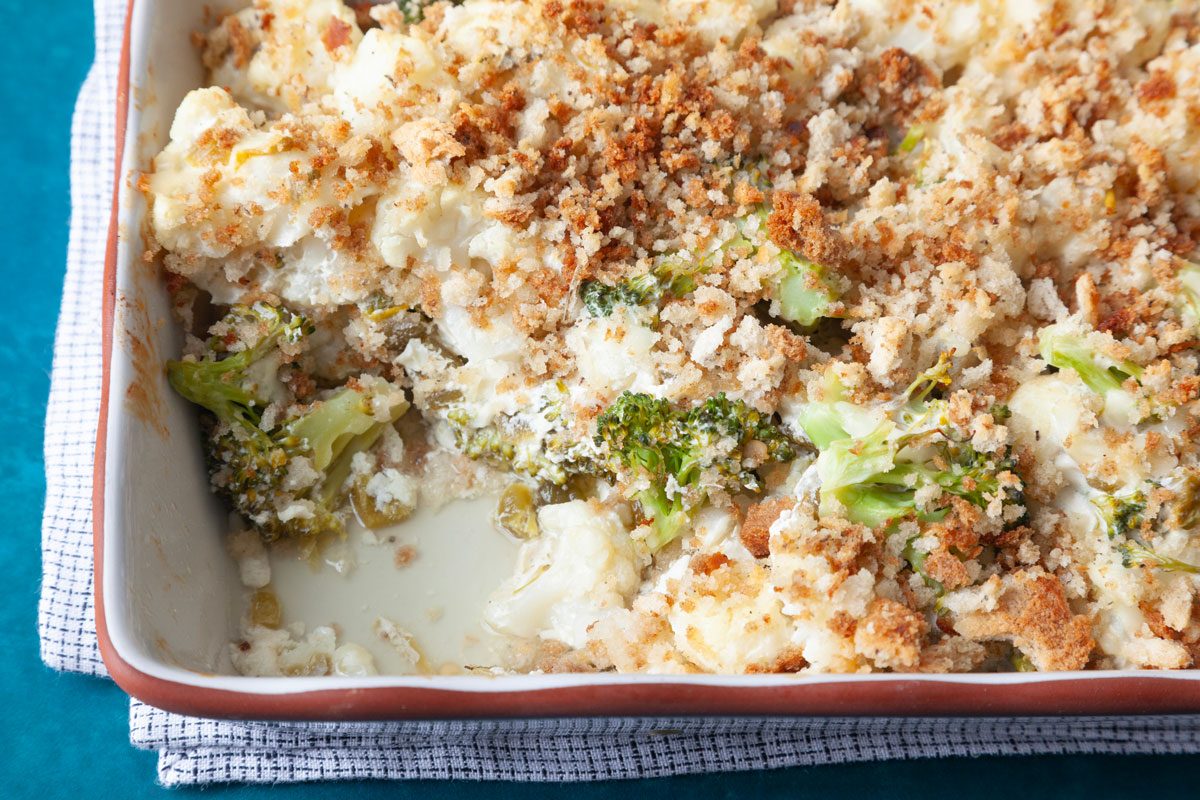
96,0 -> 1200,719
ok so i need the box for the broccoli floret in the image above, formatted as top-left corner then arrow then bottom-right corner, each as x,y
168,304 -> 409,542
447,414 -> 586,486
989,403 -> 1012,422
1091,491 -> 1147,538
691,393 -> 799,465
579,255 -> 704,317
592,392 -> 697,549
594,392 -> 694,483
594,391 -> 800,550
579,274 -> 658,317
168,303 -> 308,423
1170,469 -> 1200,531
797,358 -> 1024,529
1091,488 -> 1200,574
442,385 -> 593,485
579,190 -> 842,328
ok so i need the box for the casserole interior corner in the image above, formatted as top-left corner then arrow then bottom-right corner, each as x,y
111,0 -> 1200,689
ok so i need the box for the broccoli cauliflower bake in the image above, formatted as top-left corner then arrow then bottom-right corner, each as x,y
145,0 -> 1200,676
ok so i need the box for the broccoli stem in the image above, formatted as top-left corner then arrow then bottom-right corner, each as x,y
1119,541 -> 1200,574
775,250 -> 839,328
897,125 -> 926,154
168,351 -> 265,428
901,353 -> 953,406
793,402 -> 852,449
791,370 -> 876,449
1038,326 -> 1141,396
636,485 -> 691,551
836,484 -> 917,528
901,536 -> 945,594
318,424 -> 390,505
281,386 -> 386,472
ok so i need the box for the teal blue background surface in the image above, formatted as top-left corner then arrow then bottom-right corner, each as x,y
2,0 -> 1197,795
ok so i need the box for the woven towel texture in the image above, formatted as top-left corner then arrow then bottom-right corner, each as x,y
38,0 -> 1200,787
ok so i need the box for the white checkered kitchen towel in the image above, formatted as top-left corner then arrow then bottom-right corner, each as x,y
38,0 -> 1200,788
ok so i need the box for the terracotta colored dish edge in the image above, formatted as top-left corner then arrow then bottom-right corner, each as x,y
91,0 -> 1200,721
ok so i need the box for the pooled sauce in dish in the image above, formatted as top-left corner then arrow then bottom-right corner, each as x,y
145,0 -> 1200,675
259,496 -> 519,676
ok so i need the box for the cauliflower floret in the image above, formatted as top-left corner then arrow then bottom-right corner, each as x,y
565,308 -> 661,400
330,27 -> 454,137
1085,546 -> 1191,670
371,180 -> 518,272
484,500 -> 644,649
665,0 -> 778,46
666,555 -> 797,672
204,0 -> 362,114
1114,44 -> 1200,196
767,502 -> 879,671
846,0 -> 986,73
1009,372 -> 1179,491
149,88 -> 263,257
439,0 -> 549,68
332,643 -> 379,676
148,88 -> 381,307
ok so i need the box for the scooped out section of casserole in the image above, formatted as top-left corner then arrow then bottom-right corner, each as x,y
144,0 -> 1200,676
